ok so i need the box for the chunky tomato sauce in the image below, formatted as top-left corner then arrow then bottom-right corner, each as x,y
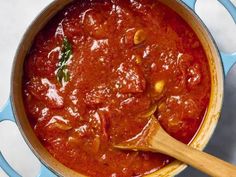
23,0 -> 211,176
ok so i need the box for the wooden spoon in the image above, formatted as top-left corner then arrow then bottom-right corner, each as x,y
114,116 -> 236,177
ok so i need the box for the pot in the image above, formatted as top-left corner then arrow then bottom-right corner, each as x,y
10,0 -> 224,176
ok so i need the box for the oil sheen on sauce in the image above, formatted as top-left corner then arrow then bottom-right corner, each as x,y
23,0 -> 211,176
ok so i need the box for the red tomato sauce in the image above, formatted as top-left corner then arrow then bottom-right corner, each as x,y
23,0 -> 211,176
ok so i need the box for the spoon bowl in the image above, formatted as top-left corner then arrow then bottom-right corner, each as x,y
115,116 -> 236,177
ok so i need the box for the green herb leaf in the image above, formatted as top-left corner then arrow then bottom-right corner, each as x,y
56,37 -> 72,84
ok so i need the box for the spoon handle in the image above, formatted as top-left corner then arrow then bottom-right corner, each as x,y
151,129 -> 236,177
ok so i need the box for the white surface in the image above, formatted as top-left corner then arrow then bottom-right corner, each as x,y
195,0 -> 236,54
0,1 -> 235,177
0,121 -> 41,177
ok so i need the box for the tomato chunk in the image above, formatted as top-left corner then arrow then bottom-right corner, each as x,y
114,63 -> 146,93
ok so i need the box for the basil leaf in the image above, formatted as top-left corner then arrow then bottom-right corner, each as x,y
56,37 -> 72,84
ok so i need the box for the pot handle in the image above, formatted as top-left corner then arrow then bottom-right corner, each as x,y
181,0 -> 196,9
0,100 -> 20,177
39,165 -> 57,177
180,0 -> 236,74
221,53 -> 236,75
0,100 -> 56,177
218,0 -> 236,23
0,99 -> 14,122
0,152 -> 20,177
217,0 -> 236,75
